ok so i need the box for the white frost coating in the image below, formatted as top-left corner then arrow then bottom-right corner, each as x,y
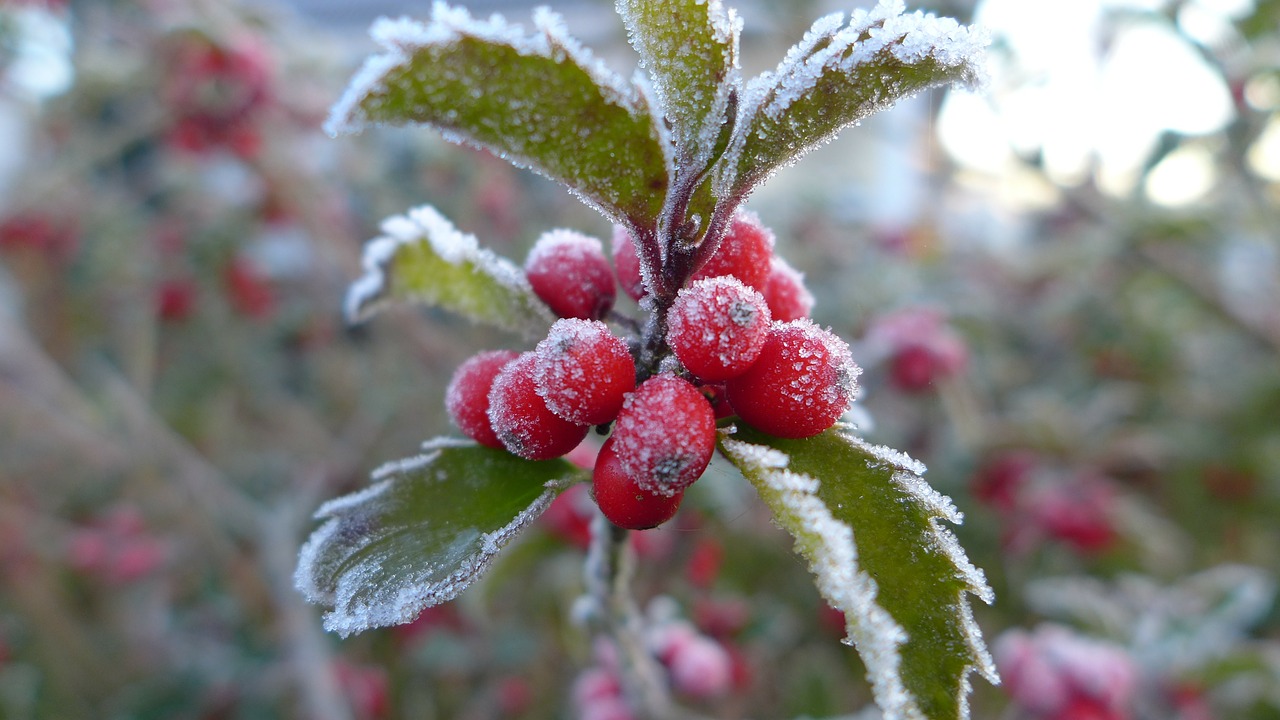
845,432 -> 997,618
615,0 -> 742,173
343,204 -> 553,331
720,436 -> 915,720
325,1 -> 644,145
317,486 -> 560,637
716,0 -> 987,200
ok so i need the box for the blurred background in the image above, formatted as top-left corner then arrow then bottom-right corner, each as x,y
0,0 -> 1277,718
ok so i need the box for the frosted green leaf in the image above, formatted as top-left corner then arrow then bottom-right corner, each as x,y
346,205 -> 555,339
294,438 -> 586,638
616,0 -> 741,171
327,3 -> 669,228
718,424 -> 997,720
717,1 -> 988,200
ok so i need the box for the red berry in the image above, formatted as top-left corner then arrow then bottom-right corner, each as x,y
223,256 -> 274,319
156,279 -> 197,322
593,436 -> 684,530
724,320 -> 859,439
889,343 -> 939,392
668,277 -> 772,382
533,319 -> 635,425
762,256 -> 814,321
611,224 -> 647,301
691,210 -> 774,291
611,375 -> 716,496
446,350 -> 519,449
525,230 -> 616,320
488,352 -> 589,460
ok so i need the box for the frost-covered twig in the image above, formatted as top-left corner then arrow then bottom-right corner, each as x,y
583,513 -> 683,720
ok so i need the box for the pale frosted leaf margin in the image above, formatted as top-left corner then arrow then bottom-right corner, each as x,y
345,205 -> 555,338
616,0 -> 741,172
327,2 -> 669,228
719,425 -> 998,720
717,0 -> 988,200
294,438 -> 586,637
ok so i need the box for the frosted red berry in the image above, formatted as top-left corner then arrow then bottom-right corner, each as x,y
446,349 -> 519,449
611,224 -> 647,301
525,229 -> 616,320
761,256 -> 814,321
593,435 -> 684,530
691,210 -> 774,291
668,277 -> 772,382
533,318 -> 636,426
488,352 -> 589,460
725,320 -> 859,439
611,375 -> 716,496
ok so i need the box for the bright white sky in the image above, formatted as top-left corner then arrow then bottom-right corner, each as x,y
937,0 -> 1277,207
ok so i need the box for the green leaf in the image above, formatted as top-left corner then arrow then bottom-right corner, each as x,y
616,0 -> 740,168
345,205 -> 556,338
718,425 -> 998,720
327,5 -> 670,229
294,438 -> 587,637
716,5 -> 988,201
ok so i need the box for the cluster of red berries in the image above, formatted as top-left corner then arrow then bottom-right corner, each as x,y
162,33 -> 273,158
446,212 -> 859,530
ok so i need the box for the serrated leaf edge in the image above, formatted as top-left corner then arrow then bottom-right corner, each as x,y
294,441 -> 576,638
719,433 -> 916,719
719,427 -> 999,720
344,204 -> 555,334
326,2 -> 642,138
715,1 -> 989,200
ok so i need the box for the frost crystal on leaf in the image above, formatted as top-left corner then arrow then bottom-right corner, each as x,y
719,434 -> 913,718
719,425 -> 998,720
326,1 -> 669,228
716,0 -> 989,201
345,204 -> 555,338
294,440 -> 587,638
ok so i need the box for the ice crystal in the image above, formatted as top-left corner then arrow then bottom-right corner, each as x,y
345,204 -> 554,337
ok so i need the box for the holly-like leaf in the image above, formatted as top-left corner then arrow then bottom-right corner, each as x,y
294,439 -> 587,637
327,3 -> 669,229
718,425 -> 998,720
345,205 -> 555,338
716,1 -> 988,201
616,0 -> 741,170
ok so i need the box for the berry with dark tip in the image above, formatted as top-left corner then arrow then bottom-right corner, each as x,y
446,349 -> 520,449
533,318 -> 636,426
611,375 -> 716,496
724,320 -> 859,439
488,352 -> 589,460
525,229 -> 616,320
593,435 -> 684,530
668,276 -> 772,382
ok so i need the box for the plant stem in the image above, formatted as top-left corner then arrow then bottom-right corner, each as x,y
584,513 -> 677,720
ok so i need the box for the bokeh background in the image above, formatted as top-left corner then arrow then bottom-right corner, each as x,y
1,0 -> 1278,718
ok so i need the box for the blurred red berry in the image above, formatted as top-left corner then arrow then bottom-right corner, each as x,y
156,279 -> 197,322
761,255 -> 814,321
223,256 -> 275,319
611,225 -> 647,302
446,350 -> 520,449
